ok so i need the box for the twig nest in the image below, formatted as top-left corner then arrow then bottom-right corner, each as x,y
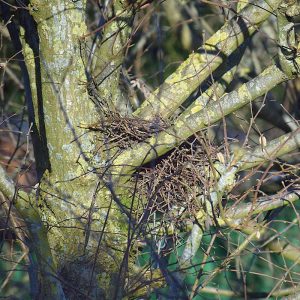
134,136 -> 218,228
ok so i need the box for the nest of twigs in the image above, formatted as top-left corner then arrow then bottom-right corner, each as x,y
87,111 -> 168,150
133,137 -> 217,226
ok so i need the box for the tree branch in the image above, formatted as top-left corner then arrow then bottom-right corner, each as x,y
224,188 -> 300,222
113,64 -> 289,181
133,0 -> 283,120
88,1 -> 135,114
179,129 -> 300,272
0,164 -> 15,199
238,130 -> 300,171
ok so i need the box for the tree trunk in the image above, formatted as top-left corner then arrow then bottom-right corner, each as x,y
19,1 -> 130,298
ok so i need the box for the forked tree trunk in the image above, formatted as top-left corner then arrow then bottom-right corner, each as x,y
1,0 -> 299,299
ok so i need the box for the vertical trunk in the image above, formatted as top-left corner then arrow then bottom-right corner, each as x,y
20,1 -> 129,298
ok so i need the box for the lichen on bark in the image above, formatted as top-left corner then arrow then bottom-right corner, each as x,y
19,1 -> 132,297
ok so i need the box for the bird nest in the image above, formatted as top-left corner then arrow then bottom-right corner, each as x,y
133,137 -> 217,228
87,111 -> 168,151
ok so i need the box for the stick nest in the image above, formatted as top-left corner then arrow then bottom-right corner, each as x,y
133,137 -> 217,227
88,112 -> 168,150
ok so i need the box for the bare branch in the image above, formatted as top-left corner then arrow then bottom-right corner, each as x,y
113,64 -> 289,180
0,164 -> 15,199
133,0 -> 283,120
224,189 -> 300,221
